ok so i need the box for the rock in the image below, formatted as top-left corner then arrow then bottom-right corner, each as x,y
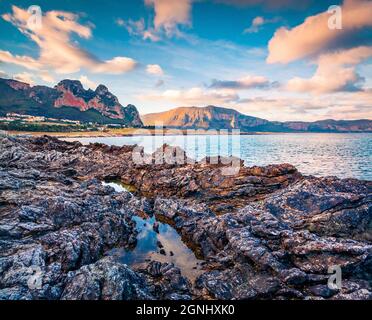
136,261 -> 192,300
308,284 -> 339,298
0,135 -> 371,300
153,222 -> 160,233
61,258 -> 152,300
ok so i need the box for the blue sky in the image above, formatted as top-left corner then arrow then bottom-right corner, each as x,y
0,0 -> 371,121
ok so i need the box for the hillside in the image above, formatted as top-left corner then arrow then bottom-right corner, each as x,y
0,78 -> 143,126
142,106 -> 372,132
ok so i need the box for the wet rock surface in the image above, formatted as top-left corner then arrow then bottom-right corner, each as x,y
0,135 -> 371,300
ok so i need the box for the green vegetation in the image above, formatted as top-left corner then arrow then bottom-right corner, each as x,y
0,120 -> 98,132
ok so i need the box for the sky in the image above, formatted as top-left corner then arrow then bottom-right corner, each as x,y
0,0 -> 371,121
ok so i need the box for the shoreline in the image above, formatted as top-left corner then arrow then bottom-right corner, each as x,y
5,129 -> 371,138
0,135 -> 371,300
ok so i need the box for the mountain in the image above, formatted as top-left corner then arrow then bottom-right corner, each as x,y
0,78 -> 143,126
142,106 -> 372,132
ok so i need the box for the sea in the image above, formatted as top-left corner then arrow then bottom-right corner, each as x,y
64,133 -> 372,181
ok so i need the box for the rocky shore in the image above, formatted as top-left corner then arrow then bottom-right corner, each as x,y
0,135 -> 371,300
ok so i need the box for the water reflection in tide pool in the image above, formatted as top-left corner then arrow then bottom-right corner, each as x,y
103,181 -> 204,281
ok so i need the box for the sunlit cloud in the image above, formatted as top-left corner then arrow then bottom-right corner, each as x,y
287,46 -> 372,93
39,70 -> 55,83
267,0 -> 372,64
1,6 -> 137,74
146,64 -> 164,76
138,87 -> 239,106
116,17 -> 161,42
0,50 -> 42,70
0,69 -> 9,78
243,16 -> 281,34
13,72 -> 34,85
79,75 -> 97,90
145,0 -> 192,37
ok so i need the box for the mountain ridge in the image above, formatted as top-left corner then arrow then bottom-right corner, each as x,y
142,105 -> 372,132
0,78 -> 143,126
1,77 -> 370,132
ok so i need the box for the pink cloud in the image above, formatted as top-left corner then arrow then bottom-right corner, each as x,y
145,0 -> 192,36
146,64 -> 164,75
287,46 -> 372,94
1,6 -> 137,74
267,0 -> 372,64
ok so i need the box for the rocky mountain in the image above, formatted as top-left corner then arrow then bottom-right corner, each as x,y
0,78 -> 143,126
142,105 -> 268,129
142,105 -> 372,132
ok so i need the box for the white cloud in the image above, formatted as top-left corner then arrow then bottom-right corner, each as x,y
1,6 -> 137,74
234,91 -> 372,121
79,75 -> 97,90
13,72 -> 34,85
146,64 -> 164,76
39,70 -> 55,83
0,69 -> 9,78
138,87 -> 239,105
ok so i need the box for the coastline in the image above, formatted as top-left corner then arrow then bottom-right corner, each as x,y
0,135 -> 371,300
6,128 -> 371,138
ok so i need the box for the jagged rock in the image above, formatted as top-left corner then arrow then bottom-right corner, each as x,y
153,222 -> 160,233
0,135 -> 371,300
136,261 -> 192,300
61,258 -> 152,300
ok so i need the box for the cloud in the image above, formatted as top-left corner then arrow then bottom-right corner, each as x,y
267,0 -> 372,64
116,18 -> 161,42
244,16 -> 281,34
39,70 -> 55,83
0,50 -> 42,70
234,91 -> 372,121
0,69 -> 9,78
146,64 -> 164,75
155,79 -> 165,87
117,1 -> 192,41
13,72 -> 34,85
116,18 -> 145,35
79,75 -> 97,90
145,0 -> 192,37
213,0 -> 310,9
287,46 -> 372,93
209,75 -> 276,90
138,87 -> 239,105
243,16 -> 264,33
2,6 -> 137,74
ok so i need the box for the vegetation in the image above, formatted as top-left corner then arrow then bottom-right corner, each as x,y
0,120 -> 98,132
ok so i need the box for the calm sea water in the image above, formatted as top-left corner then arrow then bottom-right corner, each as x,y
64,133 -> 372,180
